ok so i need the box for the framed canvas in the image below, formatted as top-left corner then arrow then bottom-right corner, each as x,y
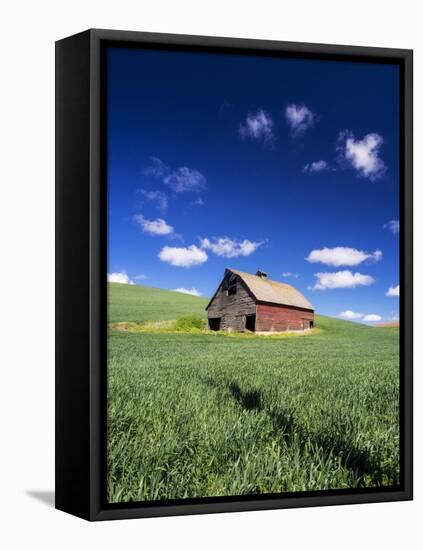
55,29 -> 413,521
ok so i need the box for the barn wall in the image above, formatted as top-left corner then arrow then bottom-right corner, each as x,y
256,303 -> 314,332
207,279 -> 256,331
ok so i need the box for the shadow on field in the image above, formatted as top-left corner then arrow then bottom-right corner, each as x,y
316,434 -> 378,478
229,382 -> 262,412
227,380 -> 382,483
269,409 -> 381,481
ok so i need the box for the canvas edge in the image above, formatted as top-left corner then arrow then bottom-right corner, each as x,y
55,30 -> 92,520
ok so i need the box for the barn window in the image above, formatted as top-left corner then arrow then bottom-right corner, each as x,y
227,274 -> 237,296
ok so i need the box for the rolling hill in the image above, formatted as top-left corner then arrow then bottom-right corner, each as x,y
108,282 -> 209,323
107,282 -> 396,337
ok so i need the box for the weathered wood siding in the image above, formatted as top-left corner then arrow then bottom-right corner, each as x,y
207,278 -> 256,331
256,303 -> 314,332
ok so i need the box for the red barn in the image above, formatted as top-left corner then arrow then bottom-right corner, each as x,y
206,268 -> 314,333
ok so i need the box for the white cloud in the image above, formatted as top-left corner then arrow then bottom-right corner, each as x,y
107,272 -> 135,285
134,274 -> 147,280
134,215 -> 174,236
285,104 -> 315,137
164,167 -> 206,193
384,220 -> 400,234
144,157 -> 206,193
139,189 -> 168,212
337,131 -> 386,180
338,310 -> 364,320
312,270 -> 375,290
282,272 -> 299,279
306,246 -> 382,267
339,310 -> 384,322
158,245 -> 208,268
303,160 -> 329,173
193,197 -> 204,206
200,237 -> 263,258
143,157 -> 169,178
363,314 -> 382,322
239,110 -> 273,143
386,285 -> 400,297
173,287 -> 202,296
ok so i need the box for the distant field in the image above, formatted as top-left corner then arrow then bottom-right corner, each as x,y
107,283 -> 400,503
108,282 -> 209,323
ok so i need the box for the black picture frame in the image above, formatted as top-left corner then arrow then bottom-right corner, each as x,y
55,28 -> 413,521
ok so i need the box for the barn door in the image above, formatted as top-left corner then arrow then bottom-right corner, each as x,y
245,315 -> 256,332
209,318 -> 221,331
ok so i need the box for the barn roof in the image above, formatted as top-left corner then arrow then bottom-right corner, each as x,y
226,268 -> 314,311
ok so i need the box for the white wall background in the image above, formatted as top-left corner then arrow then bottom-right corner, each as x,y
0,1 -> 420,547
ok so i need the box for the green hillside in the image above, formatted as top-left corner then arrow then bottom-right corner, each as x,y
107,282 -> 400,503
107,282 -> 397,338
108,282 -> 209,323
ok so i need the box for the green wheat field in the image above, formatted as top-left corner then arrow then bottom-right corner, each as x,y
107,282 -> 400,503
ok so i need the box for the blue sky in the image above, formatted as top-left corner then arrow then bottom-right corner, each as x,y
107,46 -> 400,323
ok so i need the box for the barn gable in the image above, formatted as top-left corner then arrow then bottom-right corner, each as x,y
206,270 -> 256,332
